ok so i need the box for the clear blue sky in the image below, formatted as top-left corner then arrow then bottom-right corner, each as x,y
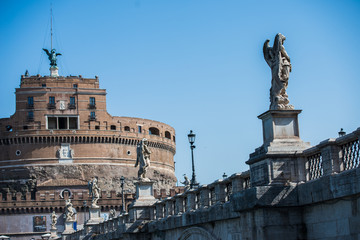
1,0 -> 360,185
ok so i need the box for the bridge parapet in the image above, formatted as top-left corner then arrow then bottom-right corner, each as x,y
304,127 -> 360,181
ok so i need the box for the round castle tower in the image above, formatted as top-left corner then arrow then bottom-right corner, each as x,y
0,73 -> 176,196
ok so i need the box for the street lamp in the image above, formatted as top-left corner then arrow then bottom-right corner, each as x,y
188,130 -> 199,189
338,128 -> 346,137
120,176 -> 125,214
83,200 -> 87,223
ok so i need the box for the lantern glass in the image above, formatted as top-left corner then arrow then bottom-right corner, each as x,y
188,130 -> 195,145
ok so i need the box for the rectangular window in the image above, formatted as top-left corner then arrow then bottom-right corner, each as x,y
49,97 -> 55,104
48,117 -> 57,129
138,126 -> 142,133
90,112 -> 96,118
42,84 -> 46,88
90,97 -> 95,105
28,111 -> 34,121
69,118 -> 78,129
73,84 -> 78,88
70,97 -> 75,105
28,97 -> 34,105
47,116 -> 78,130
58,117 -> 68,129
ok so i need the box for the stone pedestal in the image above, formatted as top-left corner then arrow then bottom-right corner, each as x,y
50,228 -> 59,239
84,207 -> 103,234
128,181 -> 157,221
62,220 -> 75,235
247,110 -> 310,186
50,66 -> 59,77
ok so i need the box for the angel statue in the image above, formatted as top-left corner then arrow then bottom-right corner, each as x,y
180,174 -> 190,191
263,33 -> 294,110
88,177 -> 101,208
43,48 -> 62,67
50,211 -> 57,230
64,199 -> 75,221
135,138 -> 151,180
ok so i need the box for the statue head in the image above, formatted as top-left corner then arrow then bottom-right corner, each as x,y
142,138 -> 148,145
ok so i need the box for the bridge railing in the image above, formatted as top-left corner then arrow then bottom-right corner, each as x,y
304,128 -> 360,181
151,170 -> 250,221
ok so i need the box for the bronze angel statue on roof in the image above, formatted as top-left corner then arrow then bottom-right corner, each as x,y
43,48 -> 62,67
263,33 -> 294,110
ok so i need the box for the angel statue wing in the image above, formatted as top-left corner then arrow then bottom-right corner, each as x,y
56,53 -> 62,56
263,39 -> 273,67
88,180 -> 93,196
42,48 -> 50,57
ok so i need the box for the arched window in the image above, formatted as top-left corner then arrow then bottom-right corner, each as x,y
124,126 -> 130,132
165,131 -> 171,139
149,127 -> 160,136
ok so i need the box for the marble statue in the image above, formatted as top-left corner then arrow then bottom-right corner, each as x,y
43,48 -> 62,67
88,177 -> 100,208
180,174 -> 190,191
109,208 -> 116,219
263,33 -> 294,110
64,199 -> 75,221
50,211 -> 57,229
135,138 -> 151,180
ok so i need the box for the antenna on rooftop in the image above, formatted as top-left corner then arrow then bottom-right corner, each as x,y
42,3 -> 62,77
51,4 -> 53,50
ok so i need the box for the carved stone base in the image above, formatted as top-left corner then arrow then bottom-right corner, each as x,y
128,181 -> 157,222
247,110 -> 310,186
50,228 -> 59,239
50,66 -> 59,77
62,220 -> 75,235
86,207 -> 104,225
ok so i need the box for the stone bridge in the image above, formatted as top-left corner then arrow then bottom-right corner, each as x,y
64,125 -> 360,240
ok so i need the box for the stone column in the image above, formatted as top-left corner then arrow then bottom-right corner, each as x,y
230,173 -> 244,193
185,190 -> 196,212
174,193 -> 185,215
247,110 -> 310,186
319,139 -> 341,175
128,180 -> 157,222
199,185 -> 210,208
155,201 -> 164,219
214,180 -> 226,204
164,197 -> 174,217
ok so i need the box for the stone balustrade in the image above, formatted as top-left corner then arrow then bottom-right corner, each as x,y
304,127 -> 360,181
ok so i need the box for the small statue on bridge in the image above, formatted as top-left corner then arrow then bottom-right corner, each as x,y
43,48 -> 62,67
50,211 -> 57,229
181,174 -> 190,191
135,138 -> 151,180
263,33 -> 294,110
64,199 -> 75,221
88,177 -> 101,208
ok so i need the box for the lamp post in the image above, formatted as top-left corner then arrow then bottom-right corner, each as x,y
83,200 -> 87,223
188,130 -> 199,189
120,176 -> 125,214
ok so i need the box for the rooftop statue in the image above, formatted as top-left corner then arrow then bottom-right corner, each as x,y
263,33 -> 294,110
88,177 -> 101,208
43,48 -> 62,67
135,138 -> 151,180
